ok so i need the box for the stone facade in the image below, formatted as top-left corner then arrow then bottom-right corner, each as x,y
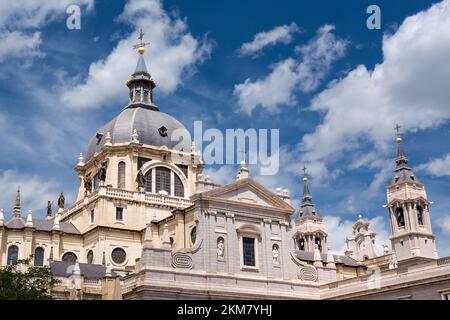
0,49 -> 449,300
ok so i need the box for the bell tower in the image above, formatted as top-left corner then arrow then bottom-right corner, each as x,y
386,126 -> 438,261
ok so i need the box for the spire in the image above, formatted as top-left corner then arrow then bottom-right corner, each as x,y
134,54 -> 148,74
313,244 -> 323,267
12,186 -> 21,218
126,29 -> 157,109
391,125 -> 420,185
0,208 -> 4,226
325,246 -> 336,268
394,124 -> 408,168
143,223 -> 153,249
297,167 -> 321,220
48,246 -> 54,265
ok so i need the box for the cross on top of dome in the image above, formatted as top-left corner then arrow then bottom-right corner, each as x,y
132,29 -> 150,55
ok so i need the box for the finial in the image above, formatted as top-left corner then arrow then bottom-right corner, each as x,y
394,124 -> 403,143
239,149 -> 247,166
358,214 -> 363,220
105,132 -> 112,146
77,153 -> 85,166
132,28 -> 150,55
26,209 -> 33,227
52,214 -> 60,231
302,166 -> 308,182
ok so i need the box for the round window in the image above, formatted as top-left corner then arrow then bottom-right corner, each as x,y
191,227 -> 197,245
111,248 -> 126,264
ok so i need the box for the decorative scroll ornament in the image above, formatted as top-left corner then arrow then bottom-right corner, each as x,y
172,252 -> 193,269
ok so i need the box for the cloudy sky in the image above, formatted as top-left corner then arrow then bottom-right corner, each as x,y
1,0 -> 450,255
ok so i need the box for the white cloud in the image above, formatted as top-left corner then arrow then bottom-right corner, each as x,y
0,0 -> 93,62
439,215 -> 450,234
202,165 -> 236,186
417,153 -> 450,177
0,170 -> 59,218
0,31 -> 42,63
233,58 -> 299,115
295,25 -> 348,92
61,0 -> 212,109
300,0 -> 450,175
237,22 -> 301,57
234,24 -> 347,115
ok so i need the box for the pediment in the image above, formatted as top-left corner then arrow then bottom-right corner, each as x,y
198,178 -> 294,212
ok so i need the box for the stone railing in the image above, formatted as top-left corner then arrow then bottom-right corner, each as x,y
106,188 -> 135,200
62,187 -> 193,220
437,256 -> 450,266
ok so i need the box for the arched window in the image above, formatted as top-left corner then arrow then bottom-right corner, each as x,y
315,237 -> 322,251
155,167 -> 171,194
7,245 -> 18,265
174,173 -> 184,197
93,173 -> 100,190
145,170 -> 152,192
87,250 -> 94,264
417,205 -> 424,226
299,238 -> 305,251
396,207 -> 405,228
62,252 -> 78,263
34,247 -> 44,266
117,161 -> 126,189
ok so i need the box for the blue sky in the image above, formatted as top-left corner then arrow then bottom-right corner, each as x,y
1,0 -> 450,255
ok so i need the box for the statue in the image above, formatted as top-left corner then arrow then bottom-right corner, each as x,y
272,245 -> 279,264
389,252 -> 398,270
84,174 -> 92,195
57,192 -> 65,209
217,238 -> 225,258
47,200 -> 53,217
98,161 -> 108,182
136,169 -> 146,190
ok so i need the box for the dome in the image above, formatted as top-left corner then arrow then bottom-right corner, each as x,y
86,105 -> 191,160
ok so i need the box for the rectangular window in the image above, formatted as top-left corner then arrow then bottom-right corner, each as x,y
90,210 -> 94,224
243,237 -> 255,267
116,207 -> 124,221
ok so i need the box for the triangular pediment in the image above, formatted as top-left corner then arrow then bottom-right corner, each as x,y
198,178 -> 294,212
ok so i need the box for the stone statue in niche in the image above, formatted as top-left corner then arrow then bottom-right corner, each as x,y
136,169 -> 146,191
217,238 -> 225,258
84,174 -> 92,195
272,245 -> 279,264
57,192 -> 65,209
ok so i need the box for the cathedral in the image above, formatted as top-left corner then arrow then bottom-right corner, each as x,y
1,42 -> 450,300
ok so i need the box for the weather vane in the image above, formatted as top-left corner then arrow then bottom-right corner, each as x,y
132,28 -> 150,54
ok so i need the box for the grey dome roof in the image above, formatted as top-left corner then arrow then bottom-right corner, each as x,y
87,105 -> 191,160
